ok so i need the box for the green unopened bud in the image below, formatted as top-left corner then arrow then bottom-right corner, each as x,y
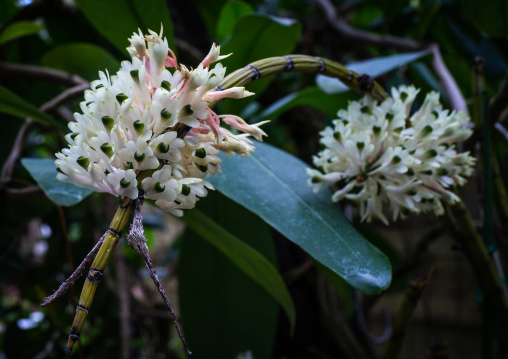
126,162 -> 133,170
400,91 -> 408,101
120,178 -> 130,188
100,143 -> 113,157
420,125 -> 433,137
161,108 -> 172,120
130,70 -> 139,81
134,152 -> 145,162
333,131 -> 342,142
356,142 -> 365,151
181,184 -> 191,196
437,168 -> 449,176
133,120 -> 144,134
180,104 -> 194,117
95,84 -> 104,90
394,127 -> 403,133
102,116 -> 114,132
386,113 -> 394,122
432,110 -> 439,119
440,143 -> 450,150
195,163 -> 208,173
311,176 -> 321,184
406,189 -> 417,196
116,93 -> 129,103
342,120 -> 349,125
161,80 -> 171,92
373,126 -> 381,136
360,106 -> 372,115
77,156 -> 89,169
157,142 -> 169,153
392,155 -> 401,164
406,168 -> 415,176
421,170 -> 433,175
154,182 -> 165,193
425,149 -> 438,158
195,148 -> 206,158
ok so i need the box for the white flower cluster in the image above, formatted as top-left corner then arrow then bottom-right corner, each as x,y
307,85 -> 475,224
56,28 -> 267,216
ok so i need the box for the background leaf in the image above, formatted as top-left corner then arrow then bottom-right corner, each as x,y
216,1 -> 254,43
0,21 -> 42,45
180,204 -> 295,329
461,0 -> 508,37
252,86 -> 356,123
74,0 -> 175,55
21,158 -> 93,206
210,142 -> 392,294
219,14 -> 301,115
179,191 -> 279,359
0,85 -> 65,131
316,51 -> 430,94
42,43 -> 119,81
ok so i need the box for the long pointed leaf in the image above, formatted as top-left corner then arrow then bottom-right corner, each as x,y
180,208 -> 296,329
209,142 -> 392,294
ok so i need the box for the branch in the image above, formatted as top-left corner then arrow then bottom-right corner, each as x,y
0,83 -> 89,186
0,62 -> 87,86
314,0 -> 422,52
314,0 -> 468,114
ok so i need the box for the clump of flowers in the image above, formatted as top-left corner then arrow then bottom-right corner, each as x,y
56,28 -> 267,216
307,85 -> 475,224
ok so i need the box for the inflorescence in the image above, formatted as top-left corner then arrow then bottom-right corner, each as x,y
56,28 -> 268,216
307,85 -> 475,224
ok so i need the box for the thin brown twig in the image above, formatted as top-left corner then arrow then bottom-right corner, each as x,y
314,0 -> 422,52
41,234 -> 106,306
0,62 -> 87,86
0,83 -> 89,187
4,185 -> 43,198
314,0 -> 468,114
126,196 -> 191,355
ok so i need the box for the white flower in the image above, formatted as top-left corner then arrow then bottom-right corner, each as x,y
56,27 -> 268,215
308,85 -> 475,224
107,169 -> 138,199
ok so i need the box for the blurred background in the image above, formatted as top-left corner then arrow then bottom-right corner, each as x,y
1,0 -> 508,358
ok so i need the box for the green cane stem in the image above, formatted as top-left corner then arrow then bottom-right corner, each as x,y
64,54 -> 387,352
65,197 -> 135,353
382,269 -> 433,359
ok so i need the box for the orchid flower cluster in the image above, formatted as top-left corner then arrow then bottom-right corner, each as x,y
56,28 -> 267,216
307,85 -> 475,224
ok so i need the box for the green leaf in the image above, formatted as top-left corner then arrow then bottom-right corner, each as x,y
253,86 -> 356,123
216,1 -> 254,42
461,0 -> 508,37
74,0 -> 175,54
316,51 -> 430,94
0,85 -> 65,131
219,14 -> 301,115
179,191 -> 279,359
0,21 -> 42,45
210,142 -> 392,294
42,43 -> 119,81
180,206 -> 296,330
21,158 -> 93,206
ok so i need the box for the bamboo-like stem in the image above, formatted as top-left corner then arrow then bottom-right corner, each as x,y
382,269 -> 433,359
447,195 -> 508,356
65,197 -> 135,353
62,54 -> 387,353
